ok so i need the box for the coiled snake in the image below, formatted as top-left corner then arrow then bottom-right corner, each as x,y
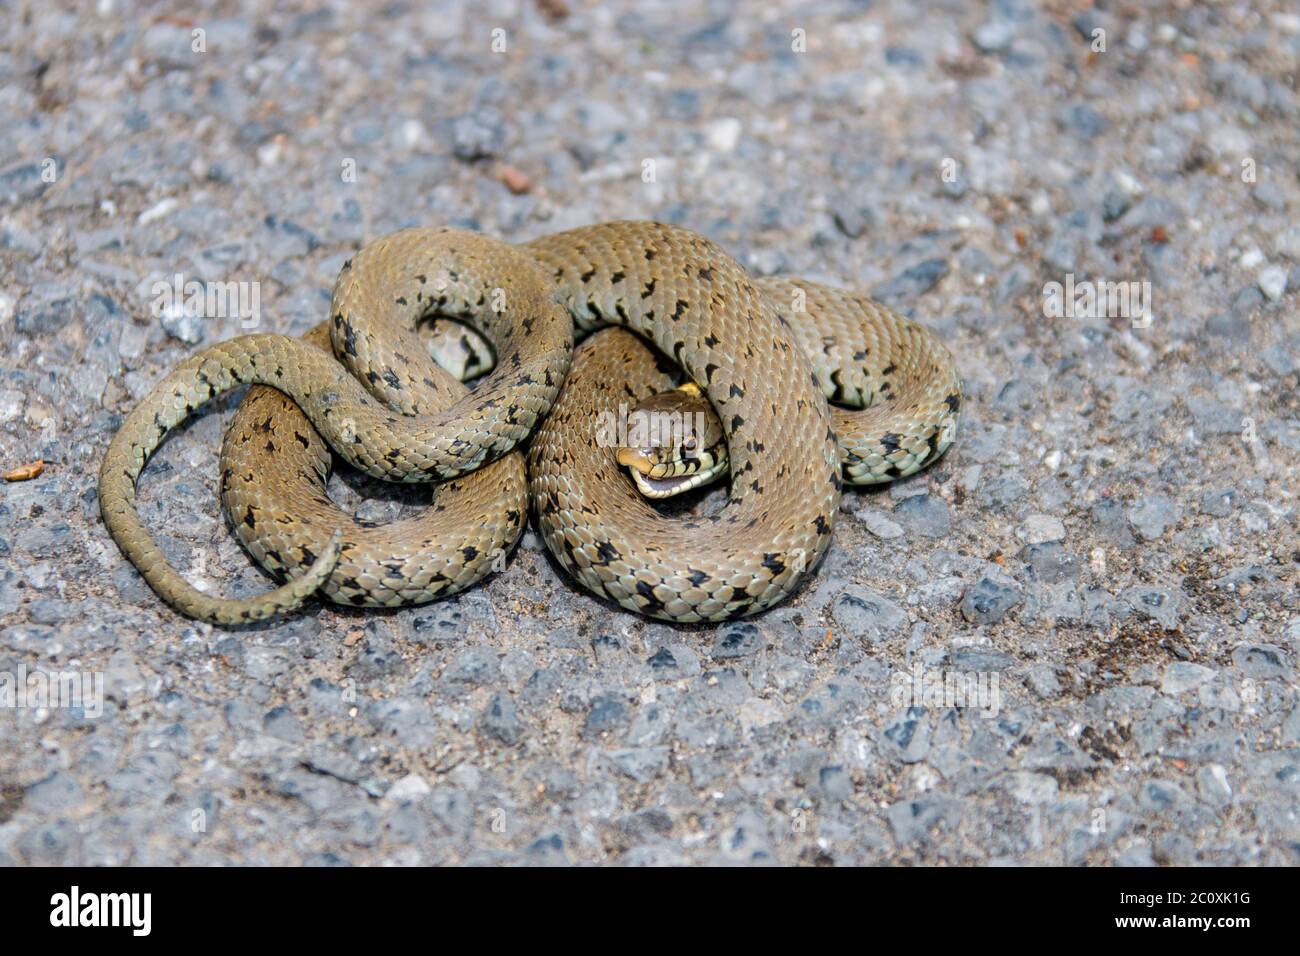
98,222 -> 961,624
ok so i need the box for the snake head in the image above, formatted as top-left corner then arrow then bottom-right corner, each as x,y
614,383 -> 729,499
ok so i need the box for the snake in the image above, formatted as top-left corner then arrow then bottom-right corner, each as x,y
98,221 -> 961,625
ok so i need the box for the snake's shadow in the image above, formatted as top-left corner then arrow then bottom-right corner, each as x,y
524,474 -> 849,634
527,479 -> 896,632
325,460 -> 433,516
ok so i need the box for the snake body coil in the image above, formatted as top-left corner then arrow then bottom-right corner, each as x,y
99,222 -> 960,624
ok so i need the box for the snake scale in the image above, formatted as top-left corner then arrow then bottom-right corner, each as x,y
99,221 -> 961,624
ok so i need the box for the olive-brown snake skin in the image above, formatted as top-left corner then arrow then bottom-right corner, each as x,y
99,221 -> 961,624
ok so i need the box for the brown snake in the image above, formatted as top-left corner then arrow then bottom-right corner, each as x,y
99,221 -> 961,624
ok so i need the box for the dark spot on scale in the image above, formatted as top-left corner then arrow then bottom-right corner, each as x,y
294,432 -> 310,448
698,266 -> 713,281
610,270 -> 625,283
395,296 -> 407,306
644,247 -> 656,261
595,540 -> 621,564
384,368 -> 402,389
814,514 -> 831,536
925,430 -> 942,463
882,363 -> 896,376
636,580 -> 665,613
881,433 -> 902,453
688,568 -> 710,586
462,546 -> 479,562
703,333 -> 719,348
341,320 -> 359,357
581,267 -> 597,283
672,299 -> 688,320
829,368 -> 846,401
729,384 -> 744,398
243,506 -> 256,528
944,393 -> 961,413
730,415 -> 745,431
641,278 -> 656,298
762,553 -> 785,575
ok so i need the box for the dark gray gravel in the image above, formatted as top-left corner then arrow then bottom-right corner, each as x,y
0,1 -> 1297,866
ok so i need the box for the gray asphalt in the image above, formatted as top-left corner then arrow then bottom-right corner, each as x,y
0,0 -> 1297,865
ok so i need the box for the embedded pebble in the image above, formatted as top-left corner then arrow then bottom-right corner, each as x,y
960,578 -> 1022,624
831,586 -> 908,643
1257,265 -> 1287,301
159,309 -> 206,344
1017,514 -> 1066,545
972,21 -> 1015,54
1127,495 -> 1182,541
1161,662 -> 1216,695
857,510 -> 904,540
893,494 -> 951,537
450,108 -> 507,161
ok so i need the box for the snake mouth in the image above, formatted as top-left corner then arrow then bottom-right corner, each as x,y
618,448 -> 729,499
615,447 -> 654,472
617,448 -> 693,498
629,468 -> 699,499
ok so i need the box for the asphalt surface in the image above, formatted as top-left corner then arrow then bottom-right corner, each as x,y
0,0 -> 1297,865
